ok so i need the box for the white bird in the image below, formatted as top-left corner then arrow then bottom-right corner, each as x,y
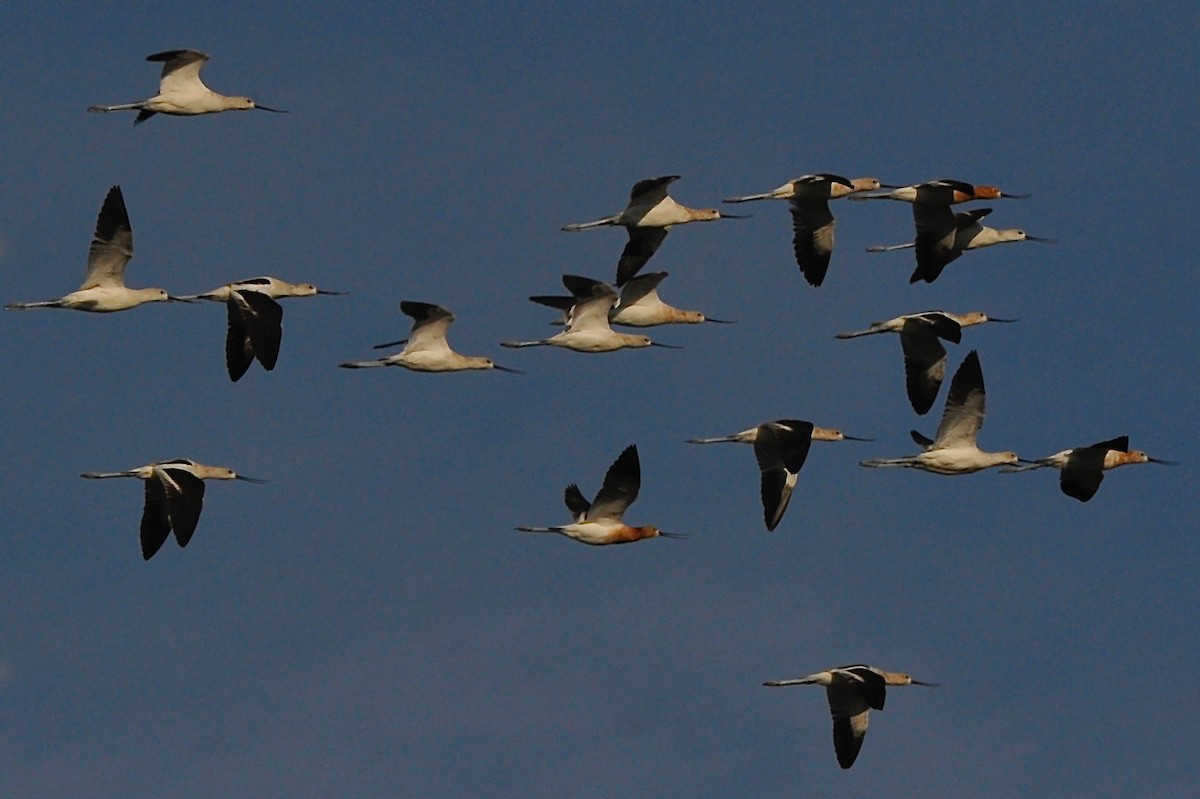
763,665 -> 937,769
180,276 -> 346,301
516,445 -> 683,545
688,420 -> 870,531
561,176 -> 746,286
225,289 -> 283,382
836,311 -> 1015,415
860,350 -> 1019,473
341,301 -> 521,372
503,275 -> 678,352
5,185 -> 189,312
529,271 -> 732,327
724,174 -> 882,286
1004,435 -> 1175,501
82,459 -> 265,560
88,49 -> 286,124
867,206 -> 1054,283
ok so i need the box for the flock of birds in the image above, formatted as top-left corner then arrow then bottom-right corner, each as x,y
6,48 -> 1178,771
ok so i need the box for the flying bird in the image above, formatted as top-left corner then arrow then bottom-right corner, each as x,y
180,276 -> 346,301
1004,435 -> 1175,501
5,185 -> 189,312
763,665 -> 937,769
88,49 -> 286,124
861,351 -> 1020,473
529,271 -> 732,327
82,460 -> 265,560
341,301 -> 521,372
851,178 -> 1029,205
724,174 -> 882,286
516,445 -> 682,545
836,311 -> 1015,415
687,420 -> 870,530
561,176 -> 745,286
867,206 -> 1054,283
503,275 -> 678,352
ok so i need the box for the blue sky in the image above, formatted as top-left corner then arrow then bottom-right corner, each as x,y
2,3 -> 1197,797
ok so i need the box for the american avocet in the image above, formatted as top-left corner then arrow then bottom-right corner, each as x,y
861,351 -> 1019,473
516,445 -> 682,545
341,301 -> 521,372
88,49 -> 286,124
836,311 -> 1015,415
225,289 -> 283,382
561,176 -> 746,286
851,178 -> 1029,205
868,207 -> 1054,283
687,420 -> 869,530
503,275 -> 678,352
763,665 -> 938,769
1004,436 -> 1175,502
724,174 -> 882,286
5,186 -> 189,312
180,276 -> 346,301
82,459 -> 265,560
529,271 -> 733,327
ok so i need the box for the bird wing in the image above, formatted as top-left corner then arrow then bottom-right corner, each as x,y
402,302 -> 455,354
910,202 -> 960,283
226,290 -> 283,380
831,709 -> 872,769
157,466 -> 206,549
617,271 -> 669,309
789,199 -> 836,287
562,277 -> 618,332
1059,437 -> 1128,502
930,350 -> 986,448
616,228 -> 669,286
754,420 -> 814,531
148,49 -> 210,92
563,484 -> 591,521
628,175 -> 680,206
82,186 -> 134,288
140,474 -> 173,560
900,318 -> 950,415
588,445 -> 640,521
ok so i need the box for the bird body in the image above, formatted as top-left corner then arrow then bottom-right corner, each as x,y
82,460 -> 264,560
342,301 -> 519,372
561,176 -> 743,285
88,49 -> 286,124
763,664 -> 936,769
861,350 -> 1019,473
516,445 -> 680,545
5,186 -> 186,312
